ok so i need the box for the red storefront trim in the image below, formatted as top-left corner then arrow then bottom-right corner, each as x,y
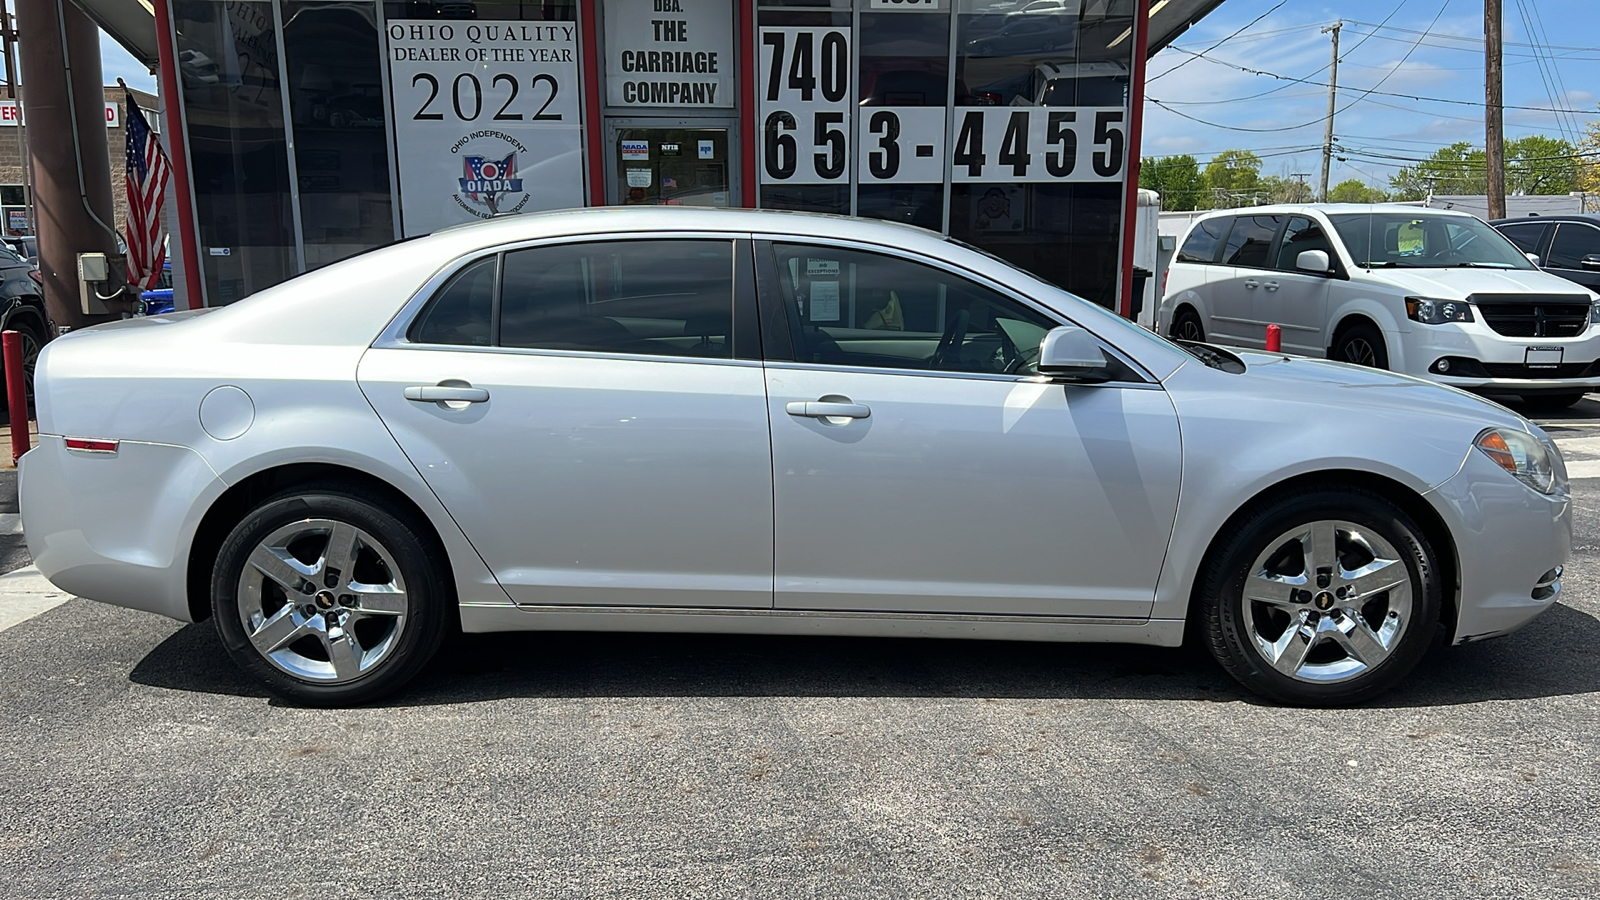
738,0 -> 756,207
579,0 -> 606,205
1118,0 -> 1152,318
152,0 -> 204,310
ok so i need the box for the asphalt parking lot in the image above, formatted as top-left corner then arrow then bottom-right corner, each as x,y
1,400 -> 1599,898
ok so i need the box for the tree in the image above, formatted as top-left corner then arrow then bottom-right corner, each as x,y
1390,141 -> 1483,199
1257,175 -> 1313,204
1139,155 -> 1205,211
1328,179 -> 1388,203
1581,120 -> 1600,197
1389,136 -> 1580,200
1203,150 -> 1262,206
1506,135 -> 1580,194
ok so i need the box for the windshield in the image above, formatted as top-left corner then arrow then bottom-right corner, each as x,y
1328,211 -> 1536,270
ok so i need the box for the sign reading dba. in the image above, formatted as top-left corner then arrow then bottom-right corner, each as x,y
606,0 -> 734,108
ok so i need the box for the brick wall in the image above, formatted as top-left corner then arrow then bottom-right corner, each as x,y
0,85 -> 163,238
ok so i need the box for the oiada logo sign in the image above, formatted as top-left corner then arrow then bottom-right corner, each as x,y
450,130 -> 530,218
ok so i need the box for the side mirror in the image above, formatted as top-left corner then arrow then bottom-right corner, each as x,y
1037,325 -> 1110,383
1582,254 -> 1600,271
1526,252 -> 1543,266
1295,249 -> 1332,274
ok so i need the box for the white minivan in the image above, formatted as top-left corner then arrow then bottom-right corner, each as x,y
1157,204 -> 1600,409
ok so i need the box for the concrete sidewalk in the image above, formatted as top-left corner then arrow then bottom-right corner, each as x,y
0,565 -> 69,632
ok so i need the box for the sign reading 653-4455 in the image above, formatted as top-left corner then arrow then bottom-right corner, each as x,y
758,27 -> 851,185
948,107 -> 1126,183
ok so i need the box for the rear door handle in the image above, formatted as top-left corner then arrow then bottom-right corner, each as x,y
785,400 -> 871,420
1262,281 -> 1280,291
1243,279 -> 1260,289
404,384 -> 490,403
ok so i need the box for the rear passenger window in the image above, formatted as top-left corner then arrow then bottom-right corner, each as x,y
498,240 -> 733,358
408,256 -> 496,346
1177,218 -> 1228,263
1546,224 -> 1600,270
1275,217 -> 1332,271
1222,215 -> 1285,269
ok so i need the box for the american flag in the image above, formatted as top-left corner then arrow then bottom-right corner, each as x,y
123,91 -> 170,291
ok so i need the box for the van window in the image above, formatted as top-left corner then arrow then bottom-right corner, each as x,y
1221,215 -> 1285,269
1176,218 -> 1228,264
1275,217 -> 1332,271
1547,223 -> 1600,270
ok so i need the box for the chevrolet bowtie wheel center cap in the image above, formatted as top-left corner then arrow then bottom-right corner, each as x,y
1313,591 -> 1336,611
315,590 -> 338,611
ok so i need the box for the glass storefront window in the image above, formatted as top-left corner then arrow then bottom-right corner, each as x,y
173,0 -> 298,304
282,0 -> 393,270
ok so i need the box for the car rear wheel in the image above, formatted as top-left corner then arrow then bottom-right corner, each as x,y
1197,486 -> 1441,706
1170,308 -> 1204,342
1331,322 -> 1389,370
1520,392 -> 1586,411
211,485 -> 450,706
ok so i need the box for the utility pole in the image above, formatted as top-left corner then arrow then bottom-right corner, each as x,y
1485,0 -> 1505,219
1319,21 -> 1342,202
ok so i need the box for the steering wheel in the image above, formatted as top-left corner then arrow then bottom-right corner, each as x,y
929,309 -> 970,371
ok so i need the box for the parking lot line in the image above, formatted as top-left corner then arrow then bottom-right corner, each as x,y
0,565 -> 72,633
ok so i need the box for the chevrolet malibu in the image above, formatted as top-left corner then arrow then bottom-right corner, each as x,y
21,208 -> 1569,706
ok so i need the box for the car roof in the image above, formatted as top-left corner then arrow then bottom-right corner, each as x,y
1186,203 -> 1484,221
1488,214 -> 1600,226
428,205 -> 949,247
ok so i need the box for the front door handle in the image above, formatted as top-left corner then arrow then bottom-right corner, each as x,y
786,400 -> 871,420
1243,279 -> 1260,289
404,384 -> 490,403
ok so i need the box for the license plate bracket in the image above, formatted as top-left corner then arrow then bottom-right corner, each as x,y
1525,346 -> 1564,369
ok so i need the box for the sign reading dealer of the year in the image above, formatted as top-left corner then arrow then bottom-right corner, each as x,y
606,0 -> 734,107
387,21 -> 584,237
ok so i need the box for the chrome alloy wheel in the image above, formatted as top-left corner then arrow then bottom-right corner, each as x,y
1241,520 -> 1413,683
1340,337 -> 1377,367
1173,317 -> 1203,341
235,518 -> 409,684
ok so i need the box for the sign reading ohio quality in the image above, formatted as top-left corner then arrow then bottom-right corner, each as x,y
387,21 -> 584,236
605,0 -> 734,108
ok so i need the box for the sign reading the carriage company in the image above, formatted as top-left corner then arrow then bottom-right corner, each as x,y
604,0 -> 735,108
387,21 -> 586,236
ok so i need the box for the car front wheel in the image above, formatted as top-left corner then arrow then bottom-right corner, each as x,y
1197,486 -> 1441,706
211,485 -> 450,706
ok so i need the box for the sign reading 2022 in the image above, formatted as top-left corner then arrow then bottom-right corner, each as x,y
393,23 -> 575,123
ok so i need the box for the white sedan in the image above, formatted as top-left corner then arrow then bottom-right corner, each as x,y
21,208 -> 1570,706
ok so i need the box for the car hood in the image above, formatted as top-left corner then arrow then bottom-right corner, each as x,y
1163,347 -> 1542,491
1364,266 -> 1598,300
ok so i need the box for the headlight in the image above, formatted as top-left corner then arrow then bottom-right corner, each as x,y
1475,427 -> 1559,494
1406,297 -> 1473,324
1589,302 -> 1600,324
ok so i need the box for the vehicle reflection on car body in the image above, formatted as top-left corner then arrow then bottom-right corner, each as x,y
21,208 -> 1570,707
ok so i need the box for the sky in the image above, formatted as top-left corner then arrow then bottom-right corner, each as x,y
1142,0 -> 1600,191
96,0 -> 1600,194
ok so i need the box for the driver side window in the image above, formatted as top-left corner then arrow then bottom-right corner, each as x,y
767,243 -> 1056,375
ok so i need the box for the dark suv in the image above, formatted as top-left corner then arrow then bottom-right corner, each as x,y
1492,214 -> 1600,292
0,245 -> 50,407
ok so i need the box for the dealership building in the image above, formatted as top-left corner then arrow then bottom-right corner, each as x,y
70,0 -> 1221,313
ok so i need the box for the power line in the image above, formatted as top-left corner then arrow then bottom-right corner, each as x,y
1147,0 -> 1296,83
1148,46 -> 1595,117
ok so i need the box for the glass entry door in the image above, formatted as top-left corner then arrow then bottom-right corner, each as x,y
608,124 -> 734,207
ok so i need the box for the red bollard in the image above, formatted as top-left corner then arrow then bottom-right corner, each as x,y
3,330 -> 28,464
1265,323 -> 1282,353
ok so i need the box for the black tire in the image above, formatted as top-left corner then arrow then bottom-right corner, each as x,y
1331,321 -> 1389,370
1196,486 -> 1441,707
1169,307 -> 1204,342
1520,392 -> 1586,411
211,483 -> 450,706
